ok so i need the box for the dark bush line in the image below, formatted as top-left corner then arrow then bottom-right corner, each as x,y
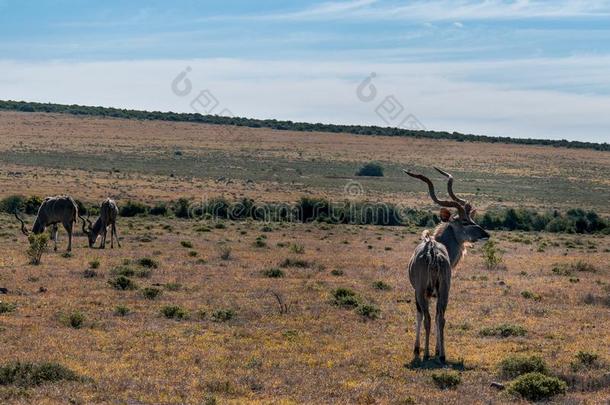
2,194 -> 608,234
1,100 -> 608,152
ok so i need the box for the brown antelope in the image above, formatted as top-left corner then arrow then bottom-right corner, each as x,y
14,195 -> 79,252
403,167 -> 489,363
80,198 -> 121,249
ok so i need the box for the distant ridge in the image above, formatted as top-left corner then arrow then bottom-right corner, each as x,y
1,99 -> 607,152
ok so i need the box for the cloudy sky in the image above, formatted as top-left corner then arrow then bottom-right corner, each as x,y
1,0 -> 610,142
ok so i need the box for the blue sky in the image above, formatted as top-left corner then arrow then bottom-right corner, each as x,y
1,0 -> 610,142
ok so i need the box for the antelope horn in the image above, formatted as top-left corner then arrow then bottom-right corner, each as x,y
79,215 -> 90,234
433,167 -> 468,205
14,211 -> 29,236
402,169 -> 468,219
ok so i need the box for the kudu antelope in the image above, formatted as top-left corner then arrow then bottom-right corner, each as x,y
14,195 -> 79,252
403,167 -> 489,363
80,198 -> 121,249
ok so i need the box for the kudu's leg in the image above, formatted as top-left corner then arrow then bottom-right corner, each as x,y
435,280 -> 450,363
101,227 -> 107,249
416,292 -> 431,359
112,223 -> 121,248
110,224 -> 114,249
51,224 -> 58,251
414,299 -> 423,357
63,222 -> 72,252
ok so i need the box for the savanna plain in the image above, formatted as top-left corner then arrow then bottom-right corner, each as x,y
0,111 -> 608,404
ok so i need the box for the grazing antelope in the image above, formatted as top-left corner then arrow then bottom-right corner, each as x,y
80,198 -> 121,249
14,195 -> 79,252
403,167 -> 489,363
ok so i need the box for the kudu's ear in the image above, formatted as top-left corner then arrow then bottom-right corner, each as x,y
439,208 -> 452,222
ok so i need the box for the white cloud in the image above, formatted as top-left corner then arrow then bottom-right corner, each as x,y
1,57 -> 610,142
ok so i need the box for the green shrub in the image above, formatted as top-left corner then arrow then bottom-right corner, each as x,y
499,355 -> 547,378
0,362 -> 81,387
61,311 -> 85,329
431,371 -> 461,389
83,269 -> 97,278
141,287 -> 162,300
108,276 -> 138,290
263,268 -> 284,278
180,240 -> 193,248
188,250 -> 198,257
149,202 -> 168,216
114,305 -> 130,316
372,281 -> 392,291
137,257 -> 158,269
161,305 -> 188,320
356,162 -> 384,177
480,324 -> 526,338
332,288 -> 360,308
110,265 -> 135,277
26,233 -> 48,265
520,290 -> 541,301
482,240 -> 502,270
88,259 -> 100,269
289,243 -> 305,254
279,258 -> 309,268
0,195 -> 25,214
164,283 -> 182,291
0,302 -> 16,314
254,236 -> 267,248
211,308 -> 235,322
219,246 -> 232,260
356,303 -> 381,319
508,372 -> 566,401
331,269 -> 344,276
571,351 -> 600,371
172,198 -> 190,218
119,201 -> 148,217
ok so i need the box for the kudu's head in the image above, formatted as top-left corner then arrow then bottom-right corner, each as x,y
80,214 -> 97,248
403,167 -> 490,244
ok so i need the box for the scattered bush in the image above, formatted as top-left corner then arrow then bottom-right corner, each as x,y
254,236 -> 267,248
108,276 -> 138,290
26,233 -> 48,265
219,246 -> 232,260
480,324 -> 526,338
114,305 -> 130,316
172,198 -> 190,218
83,269 -> 97,278
263,268 -> 284,278
372,281 -> 392,291
149,202 -> 168,216
431,371 -> 461,389
332,288 -> 360,308
331,269 -> 344,276
0,302 -> 16,314
141,287 -> 162,300
88,259 -> 100,269
482,240 -> 502,270
356,303 -> 381,319
0,195 -> 25,214
520,291 -> 541,301
137,257 -> 158,269
180,240 -> 193,248
279,258 -> 309,268
211,308 -> 235,322
499,355 -> 547,378
110,265 -> 135,277
289,243 -> 305,254
119,201 -> 148,217
356,162 -> 384,177
164,283 -> 182,291
161,305 -> 188,320
508,372 -> 566,401
61,311 -> 85,329
0,362 -> 81,387
571,351 -> 600,371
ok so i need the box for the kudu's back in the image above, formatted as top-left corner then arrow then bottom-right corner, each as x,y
33,196 -> 78,232
408,233 -> 452,298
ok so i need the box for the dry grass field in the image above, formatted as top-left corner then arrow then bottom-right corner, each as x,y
0,111 -> 608,404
